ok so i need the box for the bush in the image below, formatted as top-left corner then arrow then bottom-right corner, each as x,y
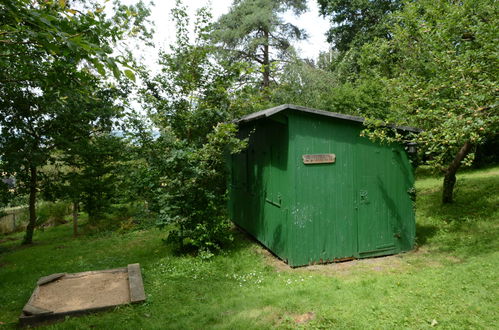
77,202 -> 156,234
112,203 -> 156,232
36,201 -> 71,227
156,123 -> 247,255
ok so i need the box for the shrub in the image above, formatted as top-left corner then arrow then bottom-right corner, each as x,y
156,123 -> 247,254
36,201 -> 71,227
112,203 -> 156,232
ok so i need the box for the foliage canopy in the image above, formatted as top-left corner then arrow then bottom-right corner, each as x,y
0,0 -> 150,243
360,0 -> 498,203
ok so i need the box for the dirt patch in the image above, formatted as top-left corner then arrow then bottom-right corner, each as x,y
256,245 -> 416,276
255,243 -> 455,277
235,306 -> 282,325
274,311 -> 316,327
444,255 -> 462,263
301,255 -> 408,276
31,272 -> 130,313
294,312 -> 315,324
254,246 -> 292,272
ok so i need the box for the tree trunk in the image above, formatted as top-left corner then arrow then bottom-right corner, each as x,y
72,201 -> 79,237
22,166 -> 37,245
262,29 -> 270,88
442,142 -> 473,204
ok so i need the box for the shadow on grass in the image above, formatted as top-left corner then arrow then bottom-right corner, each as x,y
415,166 -> 442,180
415,223 -> 438,246
155,225 -> 255,260
0,245 -> 9,255
419,176 -> 497,220
416,175 -> 499,257
0,236 -> 30,255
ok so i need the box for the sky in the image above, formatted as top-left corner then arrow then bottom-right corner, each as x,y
126,0 -> 331,62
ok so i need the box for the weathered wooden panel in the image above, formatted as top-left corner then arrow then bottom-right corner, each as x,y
37,273 -> 66,286
19,264 -> 146,326
23,304 -> 53,316
289,113 -> 358,266
302,154 -> 336,164
0,207 -> 27,234
128,263 -> 146,303
354,134 -> 415,257
229,118 -> 291,261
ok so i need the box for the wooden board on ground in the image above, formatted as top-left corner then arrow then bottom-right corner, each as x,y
19,263 -> 146,326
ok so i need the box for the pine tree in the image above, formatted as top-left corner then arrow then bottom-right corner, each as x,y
211,0 -> 308,88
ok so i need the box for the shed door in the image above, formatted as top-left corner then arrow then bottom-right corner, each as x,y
262,120 -> 288,258
357,176 -> 396,255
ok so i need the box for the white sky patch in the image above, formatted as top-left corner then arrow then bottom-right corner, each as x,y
281,1 -> 331,59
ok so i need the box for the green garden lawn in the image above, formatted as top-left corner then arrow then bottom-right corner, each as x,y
1,166 -> 498,329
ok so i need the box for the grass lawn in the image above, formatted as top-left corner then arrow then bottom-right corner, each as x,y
0,166 -> 498,329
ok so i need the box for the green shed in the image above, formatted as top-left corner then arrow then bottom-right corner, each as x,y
229,104 -> 418,267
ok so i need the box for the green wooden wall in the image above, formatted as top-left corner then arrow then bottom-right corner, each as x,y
229,110 -> 415,267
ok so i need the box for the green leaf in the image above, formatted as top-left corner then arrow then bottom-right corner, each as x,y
112,65 -> 121,79
91,59 -> 106,76
124,69 -> 136,82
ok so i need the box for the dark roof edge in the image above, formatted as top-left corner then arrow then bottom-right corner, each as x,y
237,104 -> 421,133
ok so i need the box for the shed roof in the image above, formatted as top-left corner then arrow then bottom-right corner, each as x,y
238,104 -> 420,133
